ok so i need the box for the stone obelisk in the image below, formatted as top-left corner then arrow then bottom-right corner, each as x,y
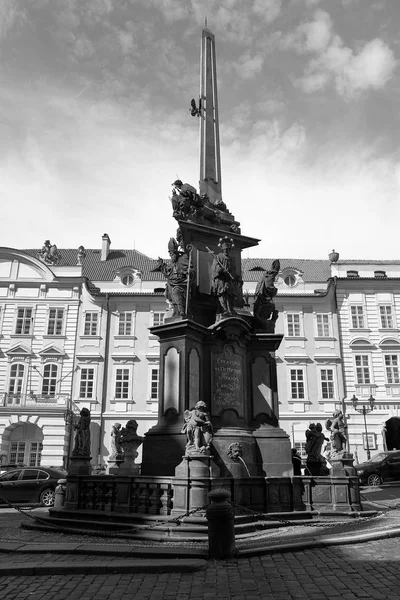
199,27 -> 222,205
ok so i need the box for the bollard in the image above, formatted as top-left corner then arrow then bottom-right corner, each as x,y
206,489 -> 236,559
54,479 -> 67,510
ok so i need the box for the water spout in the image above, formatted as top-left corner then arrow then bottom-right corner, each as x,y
237,455 -> 251,477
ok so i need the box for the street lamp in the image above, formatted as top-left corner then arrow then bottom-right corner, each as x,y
351,394 -> 375,460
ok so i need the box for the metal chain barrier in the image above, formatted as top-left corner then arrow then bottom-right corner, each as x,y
230,500 -> 394,530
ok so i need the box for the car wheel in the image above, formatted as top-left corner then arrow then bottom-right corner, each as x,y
40,488 -> 55,507
367,473 -> 382,487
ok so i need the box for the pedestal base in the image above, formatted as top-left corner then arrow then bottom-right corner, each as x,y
68,456 -> 92,476
107,458 -> 125,475
172,454 -> 220,516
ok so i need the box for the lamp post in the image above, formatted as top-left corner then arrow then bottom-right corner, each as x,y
351,394 -> 375,460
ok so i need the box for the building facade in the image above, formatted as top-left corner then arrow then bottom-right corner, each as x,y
0,246 -> 83,468
2,237 -> 399,470
333,260 -> 400,462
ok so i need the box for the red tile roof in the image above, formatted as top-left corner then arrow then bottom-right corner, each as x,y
19,250 -> 331,283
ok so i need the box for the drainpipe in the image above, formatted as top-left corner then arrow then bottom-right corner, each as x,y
98,293 -> 111,466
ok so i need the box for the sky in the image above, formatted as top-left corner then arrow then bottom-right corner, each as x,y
1,0 -> 400,261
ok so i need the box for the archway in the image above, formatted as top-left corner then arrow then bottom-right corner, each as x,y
1,422 -> 44,466
384,417 -> 400,451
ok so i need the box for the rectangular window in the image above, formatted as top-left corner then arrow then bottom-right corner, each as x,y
79,368 -> 94,398
8,364 -> 24,400
115,368 -> 130,399
321,369 -> 335,399
118,312 -> 133,336
287,314 -> 301,337
152,312 -> 165,327
316,314 -> 330,337
47,308 -> 64,335
351,306 -> 365,329
385,355 -> 400,384
294,442 -> 307,459
290,369 -> 304,399
363,433 -> 377,451
9,441 -> 26,465
29,442 -> 42,467
150,368 -> 159,400
380,306 -> 393,329
42,364 -> 58,396
84,312 -> 99,336
15,307 -> 33,334
355,355 -> 370,384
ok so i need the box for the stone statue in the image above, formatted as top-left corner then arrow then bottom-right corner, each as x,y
209,236 -> 242,319
157,237 -> 194,319
182,401 -> 213,455
253,260 -> 280,331
171,179 -> 205,219
119,420 -> 143,461
72,408 -> 91,457
326,410 -> 347,456
110,422 -> 123,460
77,245 -> 86,265
39,240 -> 61,265
305,422 -> 330,475
305,423 -> 329,461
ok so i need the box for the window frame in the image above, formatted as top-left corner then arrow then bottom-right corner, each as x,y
47,307 -> 65,336
286,312 -> 302,338
384,354 -> 400,385
354,354 -> 371,385
82,311 -> 100,336
41,363 -> 59,397
152,311 -> 165,327
379,305 -> 395,329
7,363 -> 26,401
290,368 -> 306,400
315,313 -> 331,338
15,307 -> 33,335
117,311 -> 134,336
79,367 -> 95,399
114,367 -> 131,400
150,366 -> 159,400
350,305 -> 366,329
320,367 -> 336,400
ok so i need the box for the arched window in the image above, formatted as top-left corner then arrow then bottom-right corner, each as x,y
42,364 -> 58,397
8,364 -> 25,402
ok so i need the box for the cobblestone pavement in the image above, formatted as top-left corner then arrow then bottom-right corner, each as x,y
1,538 -> 400,600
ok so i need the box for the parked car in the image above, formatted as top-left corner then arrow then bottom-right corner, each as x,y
0,467 -> 66,507
355,450 -> 400,486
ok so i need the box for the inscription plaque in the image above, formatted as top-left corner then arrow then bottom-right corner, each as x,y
212,345 -> 244,416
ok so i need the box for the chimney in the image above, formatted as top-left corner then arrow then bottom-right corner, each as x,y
101,233 -> 111,261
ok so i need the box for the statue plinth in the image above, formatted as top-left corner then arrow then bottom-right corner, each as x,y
68,455 -> 92,476
107,456 -> 124,475
330,453 -> 356,476
172,454 -> 220,515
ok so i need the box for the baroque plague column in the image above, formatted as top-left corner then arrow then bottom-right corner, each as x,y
140,25 -> 292,490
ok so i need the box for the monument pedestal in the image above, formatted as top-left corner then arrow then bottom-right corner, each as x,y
107,457 -> 125,475
67,455 -> 92,476
172,454 -> 220,516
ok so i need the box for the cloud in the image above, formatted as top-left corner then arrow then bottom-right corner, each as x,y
0,0 -> 25,42
253,0 -> 283,24
283,9 -> 333,53
234,51 -> 264,79
288,10 -> 397,97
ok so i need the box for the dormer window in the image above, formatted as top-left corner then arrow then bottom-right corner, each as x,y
117,269 -> 142,288
347,270 -> 359,278
122,274 -> 134,287
280,267 -> 303,289
374,270 -> 386,278
284,275 -> 296,287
